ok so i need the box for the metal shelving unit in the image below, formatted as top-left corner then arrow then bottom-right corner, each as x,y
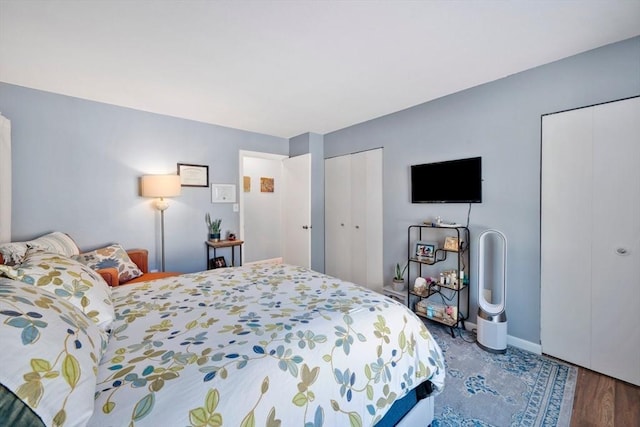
407,225 -> 470,337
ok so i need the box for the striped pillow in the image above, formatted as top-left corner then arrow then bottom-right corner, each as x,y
0,232 -> 79,265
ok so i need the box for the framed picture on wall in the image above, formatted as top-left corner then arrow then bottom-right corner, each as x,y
177,163 -> 209,187
211,184 -> 236,203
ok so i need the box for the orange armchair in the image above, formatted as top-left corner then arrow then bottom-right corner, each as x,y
96,249 -> 180,286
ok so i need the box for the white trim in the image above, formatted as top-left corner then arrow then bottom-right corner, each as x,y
463,321 -> 542,355
0,114 -> 11,243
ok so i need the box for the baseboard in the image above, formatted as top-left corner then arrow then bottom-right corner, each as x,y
462,321 -> 542,355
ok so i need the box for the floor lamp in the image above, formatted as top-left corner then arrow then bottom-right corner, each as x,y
141,175 -> 181,272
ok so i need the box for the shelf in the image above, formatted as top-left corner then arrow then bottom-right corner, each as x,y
382,285 -> 406,297
407,224 -> 470,336
409,282 -> 467,298
413,311 -> 458,327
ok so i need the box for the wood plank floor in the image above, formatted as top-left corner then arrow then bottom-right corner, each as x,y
570,368 -> 639,427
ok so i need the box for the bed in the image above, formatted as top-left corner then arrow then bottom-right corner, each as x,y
1,252 -> 444,426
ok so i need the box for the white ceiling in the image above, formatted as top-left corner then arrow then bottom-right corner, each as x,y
1,1 -> 639,138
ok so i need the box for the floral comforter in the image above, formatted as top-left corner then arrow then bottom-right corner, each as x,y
89,263 -> 445,426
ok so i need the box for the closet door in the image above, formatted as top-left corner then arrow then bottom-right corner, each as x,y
350,151 -> 368,287
363,149 -> 383,292
541,107 -> 593,367
590,98 -> 640,385
325,149 -> 383,292
325,155 -> 352,280
542,97 -> 640,386
349,149 -> 383,291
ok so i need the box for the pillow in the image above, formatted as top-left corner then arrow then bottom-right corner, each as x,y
0,232 -> 79,265
0,250 -> 114,331
74,244 -> 143,284
0,278 -> 108,426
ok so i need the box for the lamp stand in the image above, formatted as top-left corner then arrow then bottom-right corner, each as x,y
160,208 -> 166,272
155,197 -> 170,272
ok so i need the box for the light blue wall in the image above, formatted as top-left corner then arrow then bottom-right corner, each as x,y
2,36 -> 638,344
0,83 -> 289,273
324,36 -> 640,344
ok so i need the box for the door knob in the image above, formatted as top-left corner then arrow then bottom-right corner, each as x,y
355,225 -> 360,229
302,225 -> 309,230
616,247 -> 629,256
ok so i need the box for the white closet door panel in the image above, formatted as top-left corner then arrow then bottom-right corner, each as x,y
541,108 -> 593,367
350,151 -> 368,287
590,97 -> 640,385
364,149 -> 383,292
325,156 -> 352,280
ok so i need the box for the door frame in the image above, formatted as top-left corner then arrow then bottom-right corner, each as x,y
238,150 -> 288,264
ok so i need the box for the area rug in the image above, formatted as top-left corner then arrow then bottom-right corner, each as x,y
427,323 -> 577,427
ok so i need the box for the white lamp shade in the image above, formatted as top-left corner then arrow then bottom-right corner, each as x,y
141,175 -> 181,198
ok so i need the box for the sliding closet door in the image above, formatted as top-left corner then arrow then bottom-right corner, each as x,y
349,151 -> 368,287
325,149 -> 383,292
325,155 -> 352,280
361,149 -> 383,292
589,98 -> 640,384
541,107 -> 593,368
542,97 -> 640,386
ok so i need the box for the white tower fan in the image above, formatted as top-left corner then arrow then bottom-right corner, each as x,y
476,229 -> 508,353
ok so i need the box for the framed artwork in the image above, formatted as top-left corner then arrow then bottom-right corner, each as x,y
444,236 -> 459,252
415,241 -> 436,261
211,184 -> 236,203
177,163 -> 208,187
243,176 -> 251,192
260,177 -> 274,193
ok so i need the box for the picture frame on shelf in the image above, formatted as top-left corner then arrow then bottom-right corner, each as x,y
444,236 -> 459,252
177,163 -> 209,187
211,256 -> 227,269
415,241 -> 436,262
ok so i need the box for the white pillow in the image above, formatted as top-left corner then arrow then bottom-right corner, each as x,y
0,232 -> 79,265
0,249 -> 114,331
0,278 -> 108,426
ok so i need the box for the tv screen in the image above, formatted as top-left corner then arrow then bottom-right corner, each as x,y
411,157 -> 482,203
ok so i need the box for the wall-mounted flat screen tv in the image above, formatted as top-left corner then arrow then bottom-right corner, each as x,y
411,157 -> 482,203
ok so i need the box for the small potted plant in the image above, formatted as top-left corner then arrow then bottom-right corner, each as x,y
205,213 -> 222,242
393,262 -> 408,292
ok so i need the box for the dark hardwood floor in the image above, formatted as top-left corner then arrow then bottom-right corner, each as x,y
570,368 -> 639,427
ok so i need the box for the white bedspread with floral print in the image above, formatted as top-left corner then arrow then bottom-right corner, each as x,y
89,263 -> 445,426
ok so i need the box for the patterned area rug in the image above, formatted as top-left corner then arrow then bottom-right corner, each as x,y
427,323 -> 577,427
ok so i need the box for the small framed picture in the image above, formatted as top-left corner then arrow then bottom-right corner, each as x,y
211,184 -> 236,203
177,163 -> 209,187
211,256 -> 227,269
415,241 -> 436,261
444,236 -> 459,252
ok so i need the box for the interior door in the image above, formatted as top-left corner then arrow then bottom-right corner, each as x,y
282,154 -> 311,268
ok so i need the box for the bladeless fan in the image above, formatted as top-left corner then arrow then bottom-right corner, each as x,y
476,229 -> 508,353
